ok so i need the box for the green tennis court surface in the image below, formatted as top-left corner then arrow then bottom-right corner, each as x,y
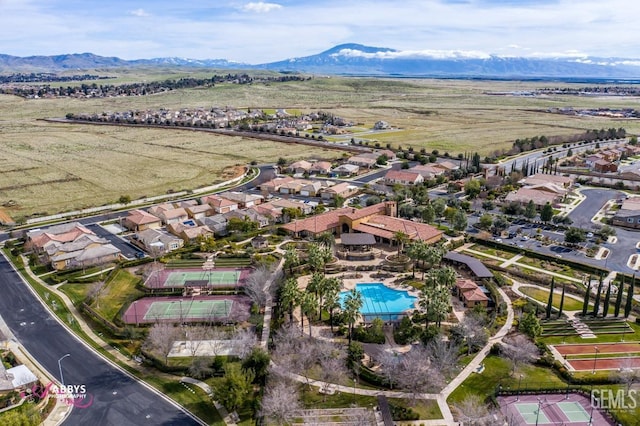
515,402 -> 550,424
163,270 -> 240,287
143,299 -> 233,320
556,402 -> 590,422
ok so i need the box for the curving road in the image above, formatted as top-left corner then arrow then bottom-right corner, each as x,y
0,255 -> 201,426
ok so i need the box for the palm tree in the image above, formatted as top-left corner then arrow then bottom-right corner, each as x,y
283,246 -> 299,276
279,278 -> 300,324
406,241 -> 424,278
343,288 -> 363,345
324,288 -> 341,332
316,232 -> 335,253
393,231 -> 410,259
299,292 -> 318,336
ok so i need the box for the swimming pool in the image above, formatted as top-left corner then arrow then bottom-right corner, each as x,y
339,283 -> 417,321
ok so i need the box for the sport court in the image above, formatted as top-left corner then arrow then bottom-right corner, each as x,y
122,295 -> 251,324
498,393 -> 615,425
145,267 -> 249,289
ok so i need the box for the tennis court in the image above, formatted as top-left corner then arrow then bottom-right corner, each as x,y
122,295 -> 252,324
497,393 -> 615,425
515,402 -> 550,424
143,299 -> 232,320
144,267 -> 250,288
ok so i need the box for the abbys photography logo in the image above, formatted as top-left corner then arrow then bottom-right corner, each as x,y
591,389 -> 637,411
20,382 -> 93,408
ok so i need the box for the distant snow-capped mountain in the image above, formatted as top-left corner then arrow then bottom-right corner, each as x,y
1,44 -> 640,79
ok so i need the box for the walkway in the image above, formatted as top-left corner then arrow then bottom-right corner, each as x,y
462,248 -> 583,283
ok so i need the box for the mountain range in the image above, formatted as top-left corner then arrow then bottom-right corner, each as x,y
2,43 -> 640,80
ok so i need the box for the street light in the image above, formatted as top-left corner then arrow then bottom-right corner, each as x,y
592,346 -> 599,374
516,374 -> 523,401
535,398 -> 542,426
58,353 -> 71,386
353,378 -> 357,405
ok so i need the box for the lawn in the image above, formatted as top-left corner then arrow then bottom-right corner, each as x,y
447,355 -> 567,405
388,397 -> 442,420
145,376 -> 223,425
519,286 -> 584,311
59,282 -> 93,305
92,269 -> 145,322
541,322 -> 640,345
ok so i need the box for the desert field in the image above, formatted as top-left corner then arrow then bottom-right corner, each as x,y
2,73 -> 640,220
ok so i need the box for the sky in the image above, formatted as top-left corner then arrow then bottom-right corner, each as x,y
1,0 -> 639,63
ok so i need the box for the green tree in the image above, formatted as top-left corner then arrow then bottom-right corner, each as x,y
582,278 -> 591,317
279,278 -> 300,323
333,194 -> 345,208
524,200 -> 537,219
241,347 -> 271,385
422,204 -> 436,224
540,202 -> 553,223
464,179 -> 481,199
593,276 -> 604,316
558,284 -> 566,318
307,243 -> 331,274
343,288 -> 363,345
432,198 -> 447,223
315,232 -> 335,252
478,214 -> 493,231
299,292 -> 318,336
546,278 -> 555,319
565,227 -> 586,245
603,282 -> 612,317
615,276 -> 624,317
118,194 -> 132,205
625,276 -> 635,318
283,246 -> 299,276
519,312 -> 542,338
212,363 -> 255,412
393,231 -> 410,258
451,208 -> 468,232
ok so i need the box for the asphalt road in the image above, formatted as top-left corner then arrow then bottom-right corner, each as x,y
86,223 -> 143,260
0,256 -> 201,426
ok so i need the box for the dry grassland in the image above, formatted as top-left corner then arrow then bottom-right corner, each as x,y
2,74 -> 640,219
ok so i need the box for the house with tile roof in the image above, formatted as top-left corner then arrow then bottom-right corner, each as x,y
26,222 -> 95,252
202,194 -> 239,214
281,201 -> 443,246
320,182 -> 359,201
455,278 -> 489,308
123,209 -> 163,232
383,170 -> 424,186
135,228 -> 184,253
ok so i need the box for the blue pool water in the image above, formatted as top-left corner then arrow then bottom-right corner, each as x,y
339,283 -> 417,321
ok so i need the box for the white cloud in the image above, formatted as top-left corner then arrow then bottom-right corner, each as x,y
129,8 -> 149,17
240,2 -> 282,13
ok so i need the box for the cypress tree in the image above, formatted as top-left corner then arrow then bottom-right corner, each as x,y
625,275 -> 635,318
558,284 -> 566,318
582,277 -> 591,317
614,276 -> 624,317
593,275 -> 604,317
603,282 -> 612,317
546,277 -> 555,319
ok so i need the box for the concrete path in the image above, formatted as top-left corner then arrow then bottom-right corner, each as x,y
462,248 -> 583,283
